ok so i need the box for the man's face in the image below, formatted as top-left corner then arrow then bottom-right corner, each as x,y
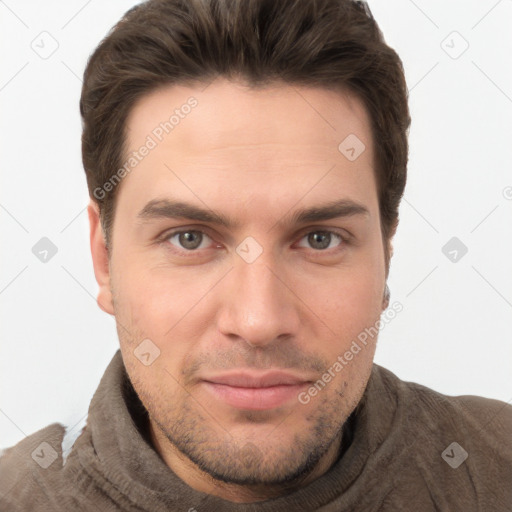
90,79 -> 387,495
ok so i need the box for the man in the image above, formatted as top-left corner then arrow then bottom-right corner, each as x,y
1,0 -> 511,510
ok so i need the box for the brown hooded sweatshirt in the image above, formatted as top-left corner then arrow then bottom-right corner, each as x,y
1,350 -> 511,511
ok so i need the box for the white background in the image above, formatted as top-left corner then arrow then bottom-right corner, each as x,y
1,0 -> 511,449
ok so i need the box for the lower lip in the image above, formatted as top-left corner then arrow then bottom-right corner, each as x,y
202,382 -> 308,410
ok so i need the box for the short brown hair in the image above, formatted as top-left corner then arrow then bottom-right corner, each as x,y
80,0 -> 410,274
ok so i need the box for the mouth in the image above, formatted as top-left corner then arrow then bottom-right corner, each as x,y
200,371 -> 311,411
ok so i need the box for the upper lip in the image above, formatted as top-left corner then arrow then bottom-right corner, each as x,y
202,371 -> 311,388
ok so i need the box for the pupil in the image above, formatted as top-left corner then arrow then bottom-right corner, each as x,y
309,232 -> 330,250
180,231 -> 201,249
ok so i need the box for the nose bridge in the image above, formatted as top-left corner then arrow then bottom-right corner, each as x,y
217,246 -> 299,346
238,254 -> 279,306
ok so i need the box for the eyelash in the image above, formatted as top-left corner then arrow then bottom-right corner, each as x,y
156,227 -> 351,257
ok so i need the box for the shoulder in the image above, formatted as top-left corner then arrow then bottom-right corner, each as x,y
368,365 -> 512,509
369,364 -> 512,472
372,363 -> 512,439
0,423 -> 69,511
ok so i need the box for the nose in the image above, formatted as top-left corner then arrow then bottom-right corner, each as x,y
216,252 -> 301,347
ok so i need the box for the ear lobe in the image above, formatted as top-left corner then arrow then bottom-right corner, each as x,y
87,200 -> 114,315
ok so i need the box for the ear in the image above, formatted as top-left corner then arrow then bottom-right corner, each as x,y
382,283 -> 390,311
88,199 -> 114,315
382,238 -> 393,310
383,218 -> 398,283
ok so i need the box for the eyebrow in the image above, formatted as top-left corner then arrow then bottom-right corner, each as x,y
136,198 -> 370,229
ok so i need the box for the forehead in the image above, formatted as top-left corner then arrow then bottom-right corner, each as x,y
126,79 -> 372,156
116,79 -> 377,226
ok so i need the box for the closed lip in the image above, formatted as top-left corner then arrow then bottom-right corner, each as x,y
201,371 -> 311,388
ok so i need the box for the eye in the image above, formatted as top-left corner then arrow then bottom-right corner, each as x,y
296,230 -> 345,251
166,230 -> 213,251
158,227 -> 349,256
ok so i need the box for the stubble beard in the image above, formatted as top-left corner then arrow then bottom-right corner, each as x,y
142,377 -> 361,493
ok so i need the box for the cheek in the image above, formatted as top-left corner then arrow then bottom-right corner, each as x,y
111,262 -> 220,372
302,225 -> 385,324
111,260 -> 187,331
297,265 -> 383,336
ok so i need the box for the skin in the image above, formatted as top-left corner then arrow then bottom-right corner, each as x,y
88,79 -> 389,502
